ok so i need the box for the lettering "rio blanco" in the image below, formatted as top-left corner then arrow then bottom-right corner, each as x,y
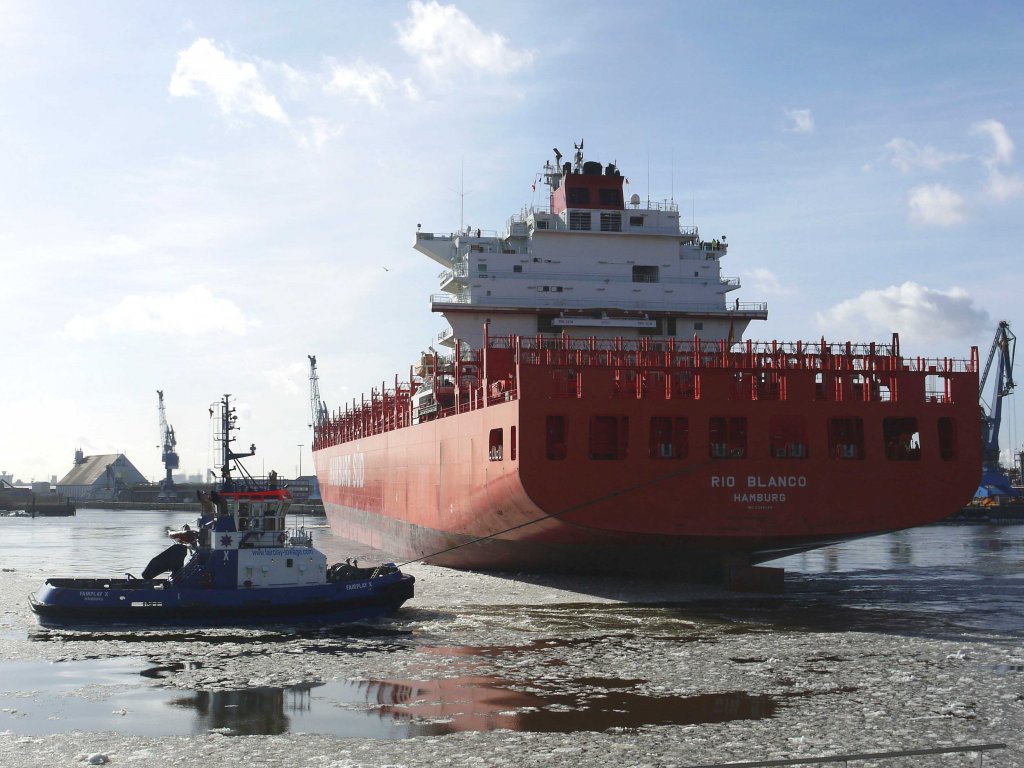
711,475 -> 808,489
329,453 -> 365,488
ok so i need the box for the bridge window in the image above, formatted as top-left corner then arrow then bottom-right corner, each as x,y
770,415 -> 808,459
546,415 -> 567,460
709,416 -> 747,459
650,417 -> 689,459
828,417 -> 865,460
599,189 -> 623,206
589,415 -> 629,460
569,211 -> 590,230
600,212 -> 622,231
567,187 -> 590,205
632,265 -> 659,283
938,417 -> 955,460
488,428 -> 503,461
511,426 -> 517,461
883,417 -> 921,461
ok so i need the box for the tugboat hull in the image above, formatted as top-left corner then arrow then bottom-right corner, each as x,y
29,572 -> 414,627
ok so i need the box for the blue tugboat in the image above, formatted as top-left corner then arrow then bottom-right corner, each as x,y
29,394 -> 415,627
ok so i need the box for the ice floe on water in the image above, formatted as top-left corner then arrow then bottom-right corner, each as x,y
1,525 -> 1023,766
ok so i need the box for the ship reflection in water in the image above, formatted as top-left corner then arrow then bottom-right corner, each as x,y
168,685 -> 318,736
166,677 -> 778,737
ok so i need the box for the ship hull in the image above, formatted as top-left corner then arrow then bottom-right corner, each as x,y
315,360 -> 981,577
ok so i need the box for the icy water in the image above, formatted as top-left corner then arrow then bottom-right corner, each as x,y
0,509 -> 1022,766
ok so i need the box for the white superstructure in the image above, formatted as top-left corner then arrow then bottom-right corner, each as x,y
414,144 -> 767,350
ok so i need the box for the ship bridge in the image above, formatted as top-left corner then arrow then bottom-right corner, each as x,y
415,146 -> 768,349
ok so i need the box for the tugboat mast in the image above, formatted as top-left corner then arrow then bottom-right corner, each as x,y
214,394 -> 257,491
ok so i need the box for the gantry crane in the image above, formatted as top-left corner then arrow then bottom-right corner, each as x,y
978,321 -> 1016,497
308,355 -> 328,431
157,390 -> 180,498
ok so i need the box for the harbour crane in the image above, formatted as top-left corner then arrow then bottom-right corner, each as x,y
977,320 -> 1016,498
308,355 -> 328,430
157,390 -> 180,498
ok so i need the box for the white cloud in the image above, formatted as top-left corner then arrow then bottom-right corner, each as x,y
784,108 -> 814,134
326,59 -> 404,108
907,184 -> 966,227
64,285 -> 253,341
263,361 -> 307,395
816,282 -> 989,344
169,38 -> 288,124
295,117 -> 345,152
971,119 -> 1014,164
984,167 -> 1024,200
886,138 -> 967,173
745,267 -> 796,297
94,234 -> 145,258
396,0 -> 533,80
971,119 -> 1024,200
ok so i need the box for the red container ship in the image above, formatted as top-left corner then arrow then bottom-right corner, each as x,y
311,143 -> 981,579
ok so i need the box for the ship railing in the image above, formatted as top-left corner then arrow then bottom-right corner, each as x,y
415,231 -> 454,243
284,527 -> 313,548
310,334 -> 979,449
503,335 -> 977,374
439,264 -> 468,282
430,294 -> 768,313
442,268 -> 745,288
416,228 -> 502,243
620,198 -> 681,213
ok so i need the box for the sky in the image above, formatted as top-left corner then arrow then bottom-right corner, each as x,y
2,0 -> 1024,484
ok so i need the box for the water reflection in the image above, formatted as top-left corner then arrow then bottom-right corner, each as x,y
155,675 -> 780,736
359,676 -> 778,735
168,685 -> 320,735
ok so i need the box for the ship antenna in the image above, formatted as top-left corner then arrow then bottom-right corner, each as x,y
670,148 -> 675,203
450,157 -> 472,233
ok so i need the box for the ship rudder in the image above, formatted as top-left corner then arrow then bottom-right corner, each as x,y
726,563 -> 785,594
